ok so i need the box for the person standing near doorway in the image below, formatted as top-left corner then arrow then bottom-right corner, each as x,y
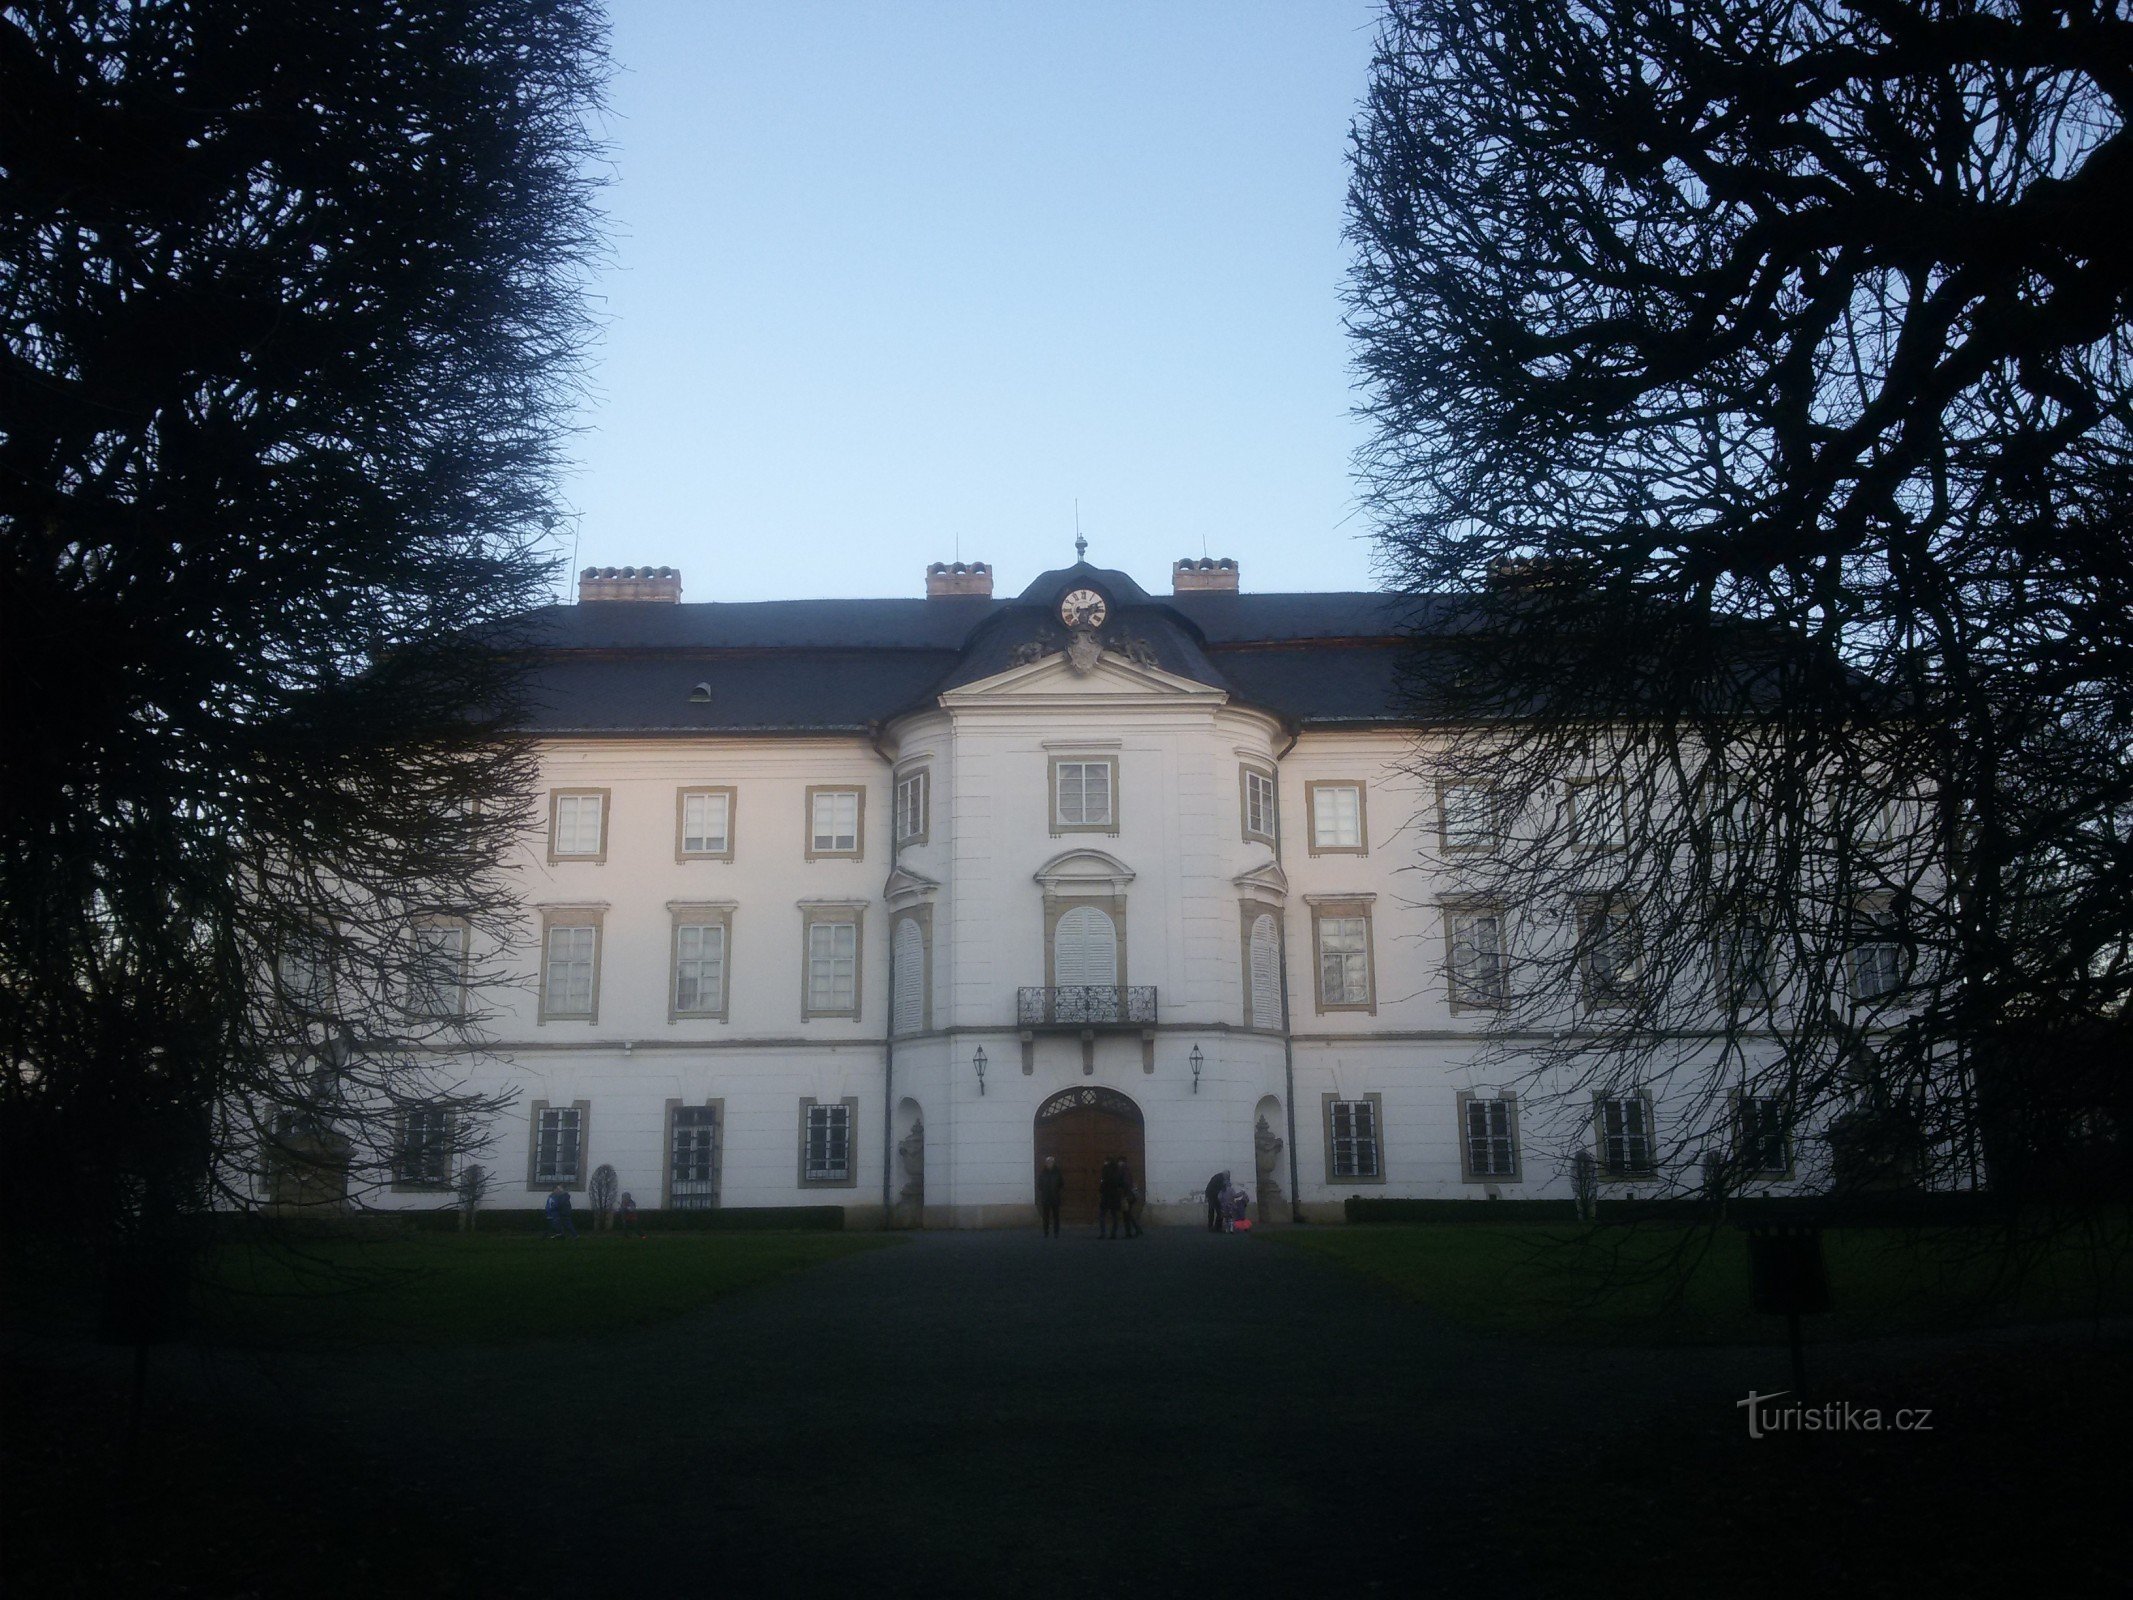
1204,1171 -> 1227,1233
1117,1159 -> 1144,1237
1036,1156 -> 1065,1237
1098,1157 -> 1125,1239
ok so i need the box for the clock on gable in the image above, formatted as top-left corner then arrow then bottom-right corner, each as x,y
1060,588 -> 1107,629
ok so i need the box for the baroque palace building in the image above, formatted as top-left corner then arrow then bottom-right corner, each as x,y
367,552 -> 1803,1227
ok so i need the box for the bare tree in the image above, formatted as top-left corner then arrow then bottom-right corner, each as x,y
0,0 -> 609,1295
1347,0 -> 2133,1203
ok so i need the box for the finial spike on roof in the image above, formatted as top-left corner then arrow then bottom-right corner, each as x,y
1074,534 -> 1087,562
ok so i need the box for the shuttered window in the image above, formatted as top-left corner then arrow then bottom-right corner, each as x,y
892,916 -> 925,1035
1054,904 -> 1118,988
1249,913 -> 1281,1029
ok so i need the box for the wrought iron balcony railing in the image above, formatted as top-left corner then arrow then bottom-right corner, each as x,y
1017,985 -> 1157,1028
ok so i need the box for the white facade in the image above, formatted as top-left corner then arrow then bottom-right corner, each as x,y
377,559 -> 1805,1225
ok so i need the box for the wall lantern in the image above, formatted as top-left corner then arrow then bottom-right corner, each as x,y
1189,1044 -> 1204,1094
973,1045 -> 988,1096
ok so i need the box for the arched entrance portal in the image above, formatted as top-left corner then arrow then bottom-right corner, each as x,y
1033,1086 -> 1146,1227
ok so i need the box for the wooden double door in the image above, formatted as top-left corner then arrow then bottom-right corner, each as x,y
1033,1086 -> 1146,1226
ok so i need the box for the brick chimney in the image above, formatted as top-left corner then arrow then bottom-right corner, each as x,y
926,561 -> 993,598
1172,556 -> 1239,593
578,565 -> 682,603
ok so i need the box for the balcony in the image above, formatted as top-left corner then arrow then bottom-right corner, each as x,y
1017,985 -> 1157,1030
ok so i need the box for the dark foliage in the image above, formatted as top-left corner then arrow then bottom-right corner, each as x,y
1348,1 -> 2132,1198
0,1 -> 608,1261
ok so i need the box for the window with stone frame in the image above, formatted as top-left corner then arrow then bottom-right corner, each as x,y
406,920 -> 468,1018
1578,897 -> 1639,1008
669,1104 -> 721,1209
671,916 -> 728,1019
807,787 -> 863,858
1241,765 -> 1278,844
1567,777 -> 1628,853
539,917 -> 600,1021
800,1098 -> 857,1186
895,767 -> 929,845
548,789 -> 607,862
1849,901 -> 1905,1002
1324,1094 -> 1384,1181
1460,1093 -> 1520,1182
1311,900 -> 1375,1012
531,1103 -> 586,1187
1737,1095 -> 1791,1178
1595,1094 -> 1656,1178
1439,781 -> 1502,855
1306,780 -> 1366,854
802,906 -> 863,1019
394,1107 -> 454,1188
1052,758 -> 1117,831
1446,903 -> 1507,1009
677,787 -> 734,860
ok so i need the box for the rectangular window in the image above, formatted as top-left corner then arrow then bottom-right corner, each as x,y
1739,1096 -> 1790,1178
1241,766 -> 1278,843
1850,903 -> 1904,1001
1568,778 -> 1627,853
802,1100 -> 854,1185
407,922 -> 468,1018
1447,905 -> 1507,1009
549,790 -> 606,861
1316,914 -> 1372,1009
395,1107 -> 453,1188
1596,1095 -> 1655,1178
806,917 -> 860,1016
673,921 -> 727,1017
278,940 -> 328,1009
533,1105 -> 583,1186
1579,898 -> 1638,1007
670,1105 -> 720,1209
1326,1096 -> 1383,1181
895,768 -> 929,845
1439,782 -> 1500,855
1053,759 -> 1116,830
808,787 -> 862,857
541,922 -> 599,1020
1717,921 -> 1773,1003
677,788 -> 733,859
1462,1096 -> 1519,1181
1308,781 -> 1365,853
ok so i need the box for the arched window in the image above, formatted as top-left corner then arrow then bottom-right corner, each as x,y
1054,904 -> 1119,989
1249,913 -> 1281,1029
892,916 -> 925,1036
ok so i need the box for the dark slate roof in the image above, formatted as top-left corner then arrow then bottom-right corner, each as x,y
510,565 -> 1445,735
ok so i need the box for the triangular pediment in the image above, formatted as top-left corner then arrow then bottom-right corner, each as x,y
940,647 -> 1227,707
882,865 -> 942,908
1232,860 -> 1289,902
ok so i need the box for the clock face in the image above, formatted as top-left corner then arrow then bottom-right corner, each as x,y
1060,588 -> 1108,629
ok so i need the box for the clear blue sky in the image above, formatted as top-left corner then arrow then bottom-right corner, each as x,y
562,0 -> 1387,602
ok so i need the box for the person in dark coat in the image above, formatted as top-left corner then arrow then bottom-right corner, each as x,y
544,1185 -> 577,1240
1035,1156 -> 1065,1237
1205,1171 -> 1227,1233
1118,1159 -> 1143,1237
1098,1157 -> 1125,1239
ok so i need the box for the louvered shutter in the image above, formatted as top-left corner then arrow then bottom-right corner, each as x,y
892,917 -> 925,1035
1249,913 -> 1281,1028
1054,905 -> 1118,988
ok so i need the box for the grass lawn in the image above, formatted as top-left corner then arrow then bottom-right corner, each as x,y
191,1229 -> 900,1346
1270,1220 -> 2132,1343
